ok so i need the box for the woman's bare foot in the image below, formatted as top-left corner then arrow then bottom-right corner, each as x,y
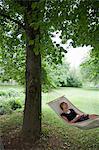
89,114 -> 98,119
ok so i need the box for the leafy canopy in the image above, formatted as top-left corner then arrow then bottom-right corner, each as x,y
0,0 -> 99,85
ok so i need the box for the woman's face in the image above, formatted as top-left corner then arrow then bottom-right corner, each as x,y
62,103 -> 68,111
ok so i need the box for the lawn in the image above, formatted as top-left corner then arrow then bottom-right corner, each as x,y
0,86 -> 99,150
42,87 -> 99,114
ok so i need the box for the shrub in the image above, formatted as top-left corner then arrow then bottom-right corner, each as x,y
8,90 -> 19,97
0,90 -> 20,98
42,61 -> 70,92
0,99 -> 22,115
67,76 -> 82,87
0,103 -> 12,115
0,91 -> 7,97
9,99 -> 22,110
0,105 -> 6,115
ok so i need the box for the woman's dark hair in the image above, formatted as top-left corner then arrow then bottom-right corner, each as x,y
60,102 -> 68,110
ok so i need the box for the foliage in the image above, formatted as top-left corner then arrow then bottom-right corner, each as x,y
0,91 -> 7,97
66,76 -> 82,87
0,86 -> 24,115
0,99 -> 22,115
0,46 -> 25,85
42,60 -> 70,92
66,69 -> 82,87
66,0 -> 99,50
9,99 -> 22,110
42,60 -> 82,92
80,49 -> 99,84
0,0 -> 99,87
0,89 -> 22,97
0,104 -> 12,115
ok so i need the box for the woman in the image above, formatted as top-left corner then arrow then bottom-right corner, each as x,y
60,102 -> 98,123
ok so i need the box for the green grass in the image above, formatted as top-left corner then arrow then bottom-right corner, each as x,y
1,85 -> 99,114
0,86 -> 99,149
42,87 -> 99,114
42,87 -> 99,149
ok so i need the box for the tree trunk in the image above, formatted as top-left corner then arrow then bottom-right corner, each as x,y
22,18 -> 41,140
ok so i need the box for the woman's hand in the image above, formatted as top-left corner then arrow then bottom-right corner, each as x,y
70,114 -> 88,123
70,115 -> 81,123
80,114 -> 88,117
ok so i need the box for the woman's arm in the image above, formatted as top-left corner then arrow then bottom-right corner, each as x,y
70,114 -> 88,123
61,116 -> 69,122
61,116 -> 74,124
70,115 -> 81,123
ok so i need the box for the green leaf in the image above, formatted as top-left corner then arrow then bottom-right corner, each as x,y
31,2 -> 38,10
29,40 -> 34,45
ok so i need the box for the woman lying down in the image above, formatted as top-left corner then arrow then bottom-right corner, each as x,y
60,102 -> 98,124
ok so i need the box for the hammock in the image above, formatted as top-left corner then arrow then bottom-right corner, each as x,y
47,96 -> 99,130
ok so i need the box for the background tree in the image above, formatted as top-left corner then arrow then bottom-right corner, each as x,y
80,49 -> 99,84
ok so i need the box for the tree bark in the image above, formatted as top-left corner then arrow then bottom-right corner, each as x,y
22,15 -> 41,141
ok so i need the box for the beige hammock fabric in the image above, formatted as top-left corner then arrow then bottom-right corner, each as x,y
47,96 -> 99,130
